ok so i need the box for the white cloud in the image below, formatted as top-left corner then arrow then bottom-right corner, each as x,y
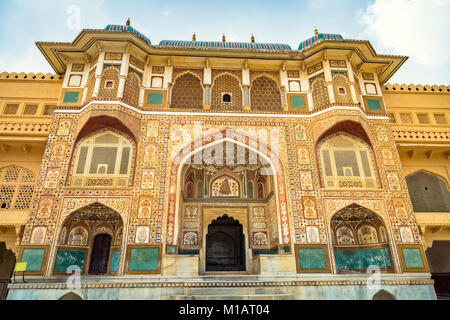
162,7 -> 172,17
358,0 -> 450,67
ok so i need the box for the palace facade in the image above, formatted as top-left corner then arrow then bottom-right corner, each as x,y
0,22 -> 449,300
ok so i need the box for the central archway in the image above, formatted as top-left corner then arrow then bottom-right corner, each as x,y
206,215 -> 245,271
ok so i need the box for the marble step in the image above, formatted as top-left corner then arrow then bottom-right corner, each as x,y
171,293 -> 294,300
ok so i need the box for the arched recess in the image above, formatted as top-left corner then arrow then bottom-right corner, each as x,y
67,116 -> 137,188
167,129 -> 291,253
55,203 -> 123,276
311,77 -> 330,110
405,171 -> 450,212
372,289 -> 396,300
211,73 -> 243,111
315,120 -> 380,189
332,74 -> 353,104
250,75 -> 283,111
0,242 -> 15,300
122,69 -> 141,107
59,292 -> 83,300
0,165 -> 35,210
170,72 -> 204,109
330,204 -> 394,273
98,66 -> 120,100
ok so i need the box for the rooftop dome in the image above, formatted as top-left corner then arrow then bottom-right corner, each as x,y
158,40 -> 292,51
298,33 -> 343,51
104,23 -> 151,45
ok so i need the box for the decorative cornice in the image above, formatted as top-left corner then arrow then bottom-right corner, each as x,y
8,278 -> 434,290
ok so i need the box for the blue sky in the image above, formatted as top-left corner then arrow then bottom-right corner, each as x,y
0,0 -> 448,85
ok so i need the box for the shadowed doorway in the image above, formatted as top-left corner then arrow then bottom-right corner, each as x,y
206,215 -> 245,272
88,234 -> 111,275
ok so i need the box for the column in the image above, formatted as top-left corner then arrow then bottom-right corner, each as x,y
323,59 -> 335,104
92,52 -> 105,97
346,60 -> 359,104
203,65 -> 212,109
242,68 -> 251,110
117,52 -> 130,99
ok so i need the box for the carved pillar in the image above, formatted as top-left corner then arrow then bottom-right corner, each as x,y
117,52 -> 130,99
92,52 -> 105,98
243,86 -> 250,110
323,58 -> 335,104
346,60 -> 359,104
203,85 -> 211,110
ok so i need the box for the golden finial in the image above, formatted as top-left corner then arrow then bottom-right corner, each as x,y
126,18 -> 131,26
314,27 -> 319,35
251,34 -> 255,43
192,33 -> 196,41
222,34 -> 226,42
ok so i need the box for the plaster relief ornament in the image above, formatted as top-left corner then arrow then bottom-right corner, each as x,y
376,126 -> 388,142
336,227 -> 355,245
37,197 -> 54,218
144,144 -> 157,165
387,172 -> 401,191
306,226 -> 319,243
300,171 -> 313,190
185,206 -> 198,219
67,227 -> 88,246
51,143 -> 66,161
183,232 -> 198,246
297,146 -> 310,164
303,197 -> 317,219
136,226 -> 150,244
253,232 -> 268,246
358,225 -> 378,244
31,227 -> 46,244
212,177 -> 239,197
400,226 -> 414,243
381,147 -> 395,166
393,198 -> 408,218
57,119 -> 72,136
44,169 -> 60,189
147,120 -> 159,138
138,197 -> 152,218
141,169 -> 155,189
295,124 -> 307,140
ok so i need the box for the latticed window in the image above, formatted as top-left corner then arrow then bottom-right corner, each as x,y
319,134 -> 377,189
72,130 -> 133,187
434,113 -> 447,124
416,113 -> 429,124
0,166 -> 35,210
399,113 -> 412,123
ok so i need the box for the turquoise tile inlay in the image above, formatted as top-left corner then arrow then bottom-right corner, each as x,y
63,91 -> 80,104
54,249 -> 86,273
110,250 -> 121,273
402,248 -> 424,269
334,248 -> 392,271
21,248 -> 45,272
290,96 -> 306,110
297,247 -> 327,270
147,92 -> 164,105
367,99 -> 382,111
128,247 -> 160,271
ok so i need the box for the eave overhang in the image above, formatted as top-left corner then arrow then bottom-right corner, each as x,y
36,29 -> 408,84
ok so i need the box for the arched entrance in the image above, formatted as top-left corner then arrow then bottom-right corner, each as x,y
206,215 -> 245,272
55,203 -> 123,276
88,234 -> 112,275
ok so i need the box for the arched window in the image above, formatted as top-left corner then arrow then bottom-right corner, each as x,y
318,133 -> 377,189
170,73 -> 203,109
0,166 -> 35,210
72,130 -> 134,187
250,76 -> 282,111
406,171 -> 450,212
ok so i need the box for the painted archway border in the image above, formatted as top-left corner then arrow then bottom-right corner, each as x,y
165,129 -> 291,246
